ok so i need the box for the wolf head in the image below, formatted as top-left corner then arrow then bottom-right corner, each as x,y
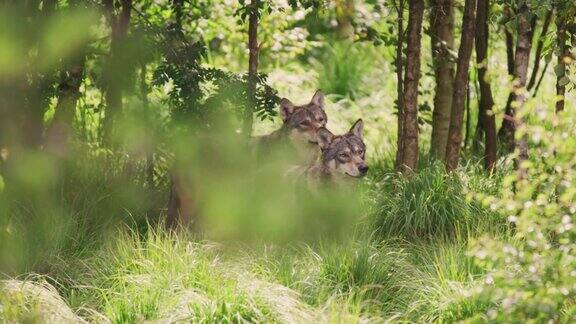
316,119 -> 368,178
279,90 -> 327,144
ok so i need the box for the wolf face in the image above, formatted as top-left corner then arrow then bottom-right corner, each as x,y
316,119 -> 368,178
280,90 -> 327,144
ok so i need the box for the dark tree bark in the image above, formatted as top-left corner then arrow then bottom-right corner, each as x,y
445,0 -> 477,171
527,11 -> 553,91
512,3 -> 532,180
394,0 -> 405,171
243,0 -> 260,136
398,0 -> 424,174
429,0 -> 455,161
499,5 -> 516,145
474,0 -> 497,172
464,77 -> 471,148
44,58 -> 85,156
102,0 -> 132,145
166,173 -> 199,231
555,17 -> 569,113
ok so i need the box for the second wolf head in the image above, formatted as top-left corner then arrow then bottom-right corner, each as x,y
315,119 -> 368,178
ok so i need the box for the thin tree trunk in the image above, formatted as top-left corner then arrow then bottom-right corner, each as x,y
394,0 -> 405,171
44,59 -> 85,156
243,0 -> 260,136
399,0 -> 424,174
499,5 -> 516,145
512,3 -> 532,180
102,0 -> 132,145
445,0 -> 477,171
429,0 -> 455,160
527,11 -> 553,91
555,17 -> 569,113
464,78 -> 471,149
532,60 -> 550,97
475,0 -> 497,171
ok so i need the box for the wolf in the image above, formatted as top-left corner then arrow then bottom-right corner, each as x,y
252,90 -> 328,166
167,90 -> 328,230
306,119 -> 368,186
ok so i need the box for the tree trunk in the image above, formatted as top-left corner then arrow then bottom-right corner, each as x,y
445,0 -> 477,171
166,173 -> 198,231
527,11 -> 553,91
464,77 -> 471,148
474,0 -> 497,172
398,0 -> 424,174
532,59 -> 550,97
243,0 -> 260,136
555,18 -> 569,113
512,3 -> 532,180
429,0 -> 455,160
102,0 -> 132,145
498,5 -> 516,146
394,0 -> 405,171
44,59 -> 85,156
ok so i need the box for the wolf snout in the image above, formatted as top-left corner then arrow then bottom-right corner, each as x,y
358,164 -> 369,175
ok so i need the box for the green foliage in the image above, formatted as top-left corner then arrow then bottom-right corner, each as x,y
63,228 -> 276,323
260,241 -> 414,312
370,162 -> 506,241
315,42 -> 374,99
467,103 -> 576,322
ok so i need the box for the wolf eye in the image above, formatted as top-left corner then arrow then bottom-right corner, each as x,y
338,153 -> 348,159
317,117 -> 325,123
300,120 -> 311,127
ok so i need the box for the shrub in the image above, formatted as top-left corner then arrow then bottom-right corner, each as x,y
253,240 -> 415,316
466,103 -> 576,321
369,161 -> 505,241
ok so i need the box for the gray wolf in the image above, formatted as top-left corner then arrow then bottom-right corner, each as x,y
306,119 -> 368,186
167,90 -> 328,230
252,90 -> 327,166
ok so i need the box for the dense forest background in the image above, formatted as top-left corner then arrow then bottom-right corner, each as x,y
0,0 -> 575,322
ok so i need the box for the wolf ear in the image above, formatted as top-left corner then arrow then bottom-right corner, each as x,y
279,98 -> 295,121
348,119 -> 364,139
317,127 -> 334,149
310,90 -> 325,109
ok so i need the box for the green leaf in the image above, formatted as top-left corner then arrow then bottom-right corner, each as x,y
558,76 -> 570,87
554,64 -> 565,77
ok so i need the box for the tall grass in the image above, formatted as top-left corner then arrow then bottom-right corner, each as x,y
315,43 -> 373,99
369,161 -> 506,241
404,241 -> 492,322
60,228 -> 287,323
